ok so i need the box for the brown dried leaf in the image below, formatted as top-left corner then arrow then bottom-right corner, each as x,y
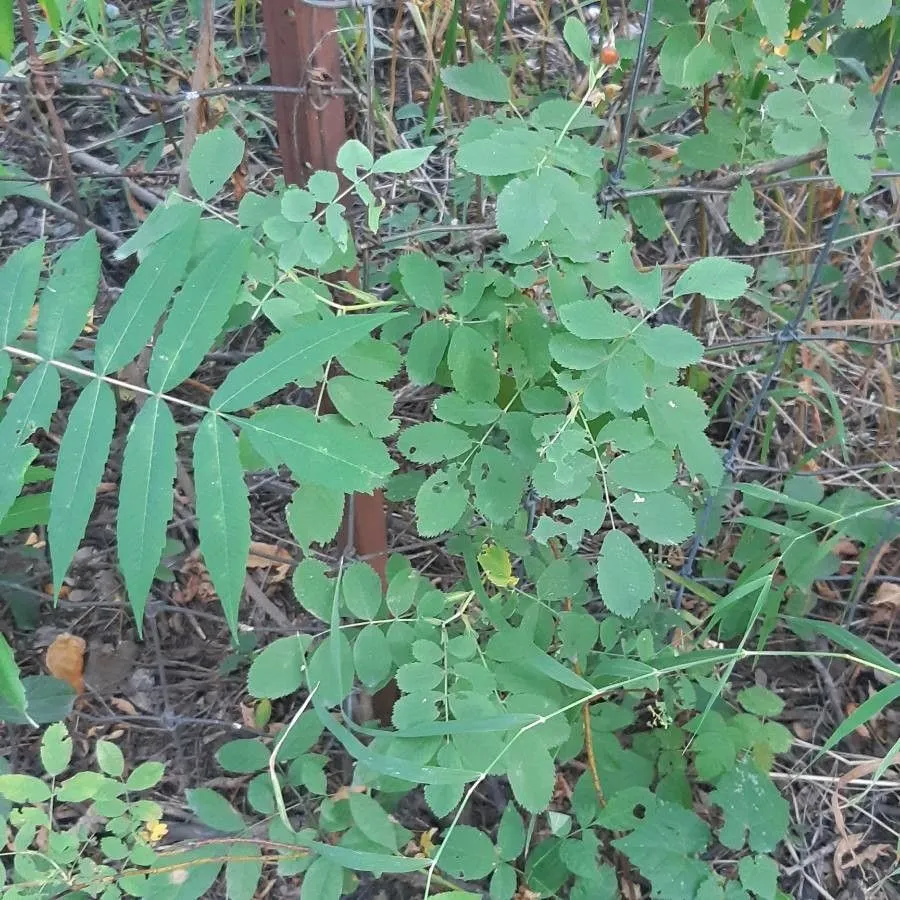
247,541 -> 292,583
46,633 -> 86,695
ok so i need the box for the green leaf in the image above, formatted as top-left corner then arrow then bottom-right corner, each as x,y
456,139 -> 542,176
247,635 -> 307,699
614,491 -> 695,545
226,843 -> 263,900
613,802 -> 710,900
497,804 -> 525,861
342,562 -> 383,620
558,299 -> 631,340
406,319 -> 450,385
338,336 -> 402,382
415,467 -> 468,537
754,0 -> 787,43
328,375 -> 397,437
727,178 -> 764,246
281,187 -> 317,222
842,0 -> 890,28
505,731 -> 555,814
437,824 -> 497,879
94,214 -> 200,375
349,792 -> 398,849
216,739 -> 270,774
336,139 -> 374,176
117,397 -> 177,630
40,722 -> 72,776
36,232 -> 100,358
186,787 -> 245,833
143,844 -> 225,897
0,490 -> 48,536
125,760 -> 165,791
448,325 -> 499,402
0,0 -> 13,62
300,856 -> 343,900
0,774 -> 52,803
0,633 -> 30,725
48,379 -> 116,597
826,124 -> 875,194
608,446 -> 676,493
307,170 -> 339,203
0,240 -> 44,345
563,17 -> 593,66
307,632 -> 354,708
820,679 -> 900,755
635,324 -> 703,367
596,530 -> 654,618
497,174 -> 556,253
710,758 -> 788,852
353,624 -> 392,687
739,854 -> 778,899
213,312 -> 396,412
398,422 -> 472,463
188,127 -> 245,201
0,675 -> 75,725
399,252 -> 444,313
96,740 -> 125,777
371,146 -> 434,174
148,229 -> 249,391
441,59 -> 510,102
194,414 -> 250,639
241,406 -> 395,494
308,838 -> 428,873
287,483 -> 344,553
737,686 -> 785,718
673,258 -> 753,301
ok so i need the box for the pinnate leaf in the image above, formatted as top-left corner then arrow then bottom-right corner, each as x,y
596,529 -> 654,617
0,240 -> 44,345
194,414 -> 250,639
241,406 -> 394,494
94,215 -> 199,375
49,379 -> 116,596
37,231 -> 100,358
117,397 -> 177,630
149,229 -> 249,392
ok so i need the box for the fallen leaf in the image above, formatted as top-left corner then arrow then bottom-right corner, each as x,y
46,633 -> 86,694
247,541 -> 292,583
833,832 -> 892,884
871,583 -> 900,626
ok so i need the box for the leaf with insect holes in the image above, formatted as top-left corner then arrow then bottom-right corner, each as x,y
149,229 -> 249,392
441,59 -> 509,102
241,406 -> 395,494
213,313 -> 397,412
711,758 -> 788,852
0,240 -> 44,346
727,178 -> 764,246
117,397 -> 177,631
49,379 -> 116,597
188,127 -> 245,201
416,466 -> 468,537
673,258 -> 753,301
371,146 -> 434,174
37,231 -> 100,358
614,491 -> 696,545
194,414 -> 250,639
398,422 -> 473,463
94,213 -> 200,375
287,483 -> 344,553
596,529 -> 655,617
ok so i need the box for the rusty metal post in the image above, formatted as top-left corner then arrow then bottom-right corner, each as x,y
261,0 -> 396,722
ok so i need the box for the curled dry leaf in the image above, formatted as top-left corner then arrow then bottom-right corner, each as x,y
247,541 -> 292,583
871,582 -> 900,626
45,632 -> 86,694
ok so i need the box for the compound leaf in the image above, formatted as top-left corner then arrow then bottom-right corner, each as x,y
117,397 -> 177,631
49,379 -> 116,596
194,414 -> 250,639
149,230 -> 249,392
37,231 -> 100,358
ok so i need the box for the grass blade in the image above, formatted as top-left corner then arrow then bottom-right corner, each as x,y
48,380 -> 116,596
819,679 -> 900,755
194,414 -> 250,639
117,397 -> 177,631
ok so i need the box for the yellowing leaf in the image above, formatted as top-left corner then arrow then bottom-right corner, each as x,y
477,542 -> 518,589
